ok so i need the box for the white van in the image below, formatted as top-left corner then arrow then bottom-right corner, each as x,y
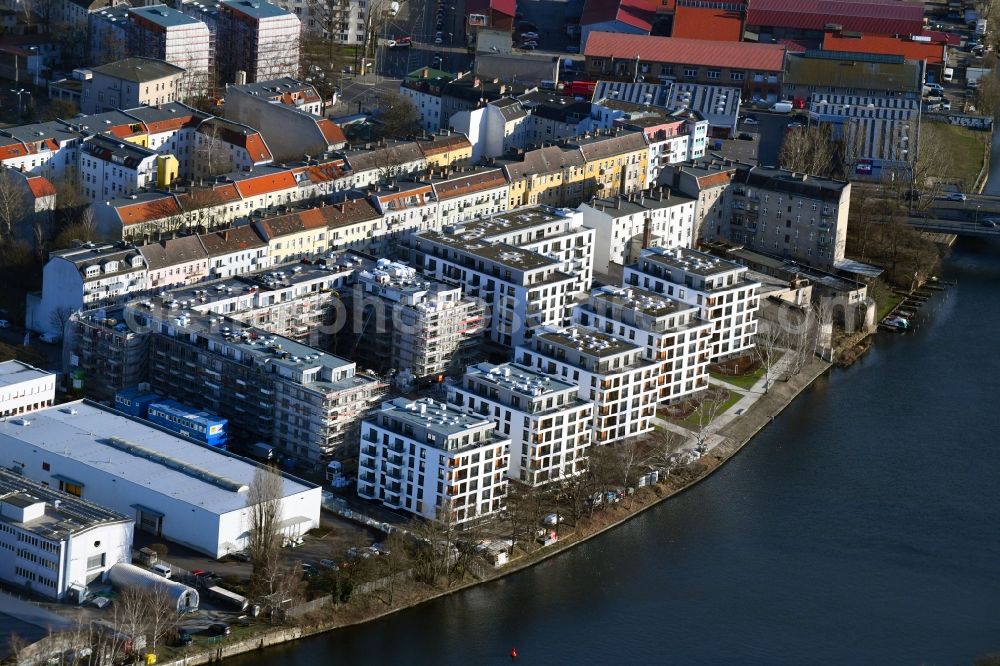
943,67 -> 954,82
151,563 -> 172,579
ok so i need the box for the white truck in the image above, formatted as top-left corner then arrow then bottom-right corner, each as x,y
770,101 -> 793,113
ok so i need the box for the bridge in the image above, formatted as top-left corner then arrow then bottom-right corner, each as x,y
907,218 -> 1000,238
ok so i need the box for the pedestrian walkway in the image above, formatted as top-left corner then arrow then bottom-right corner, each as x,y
652,351 -> 804,458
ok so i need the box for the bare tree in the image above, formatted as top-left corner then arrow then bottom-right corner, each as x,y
195,122 -> 233,179
246,463 -> 285,599
376,93 -> 420,140
753,317 -> 785,393
0,169 -> 28,244
778,125 -> 836,177
646,427 -> 685,473
49,306 -> 76,339
786,306 -> 818,376
692,388 -> 729,453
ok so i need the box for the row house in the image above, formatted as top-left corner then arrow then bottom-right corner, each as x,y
502,145 -> 587,210
573,286 -> 712,404
571,130 -> 648,200
577,186 -> 696,274
660,158 -> 738,242
516,326 -> 659,444
400,70 -> 455,133
623,247 -> 760,362
449,362 -> 593,486
198,225 -> 271,278
340,141 -> 427,190
139,234 -> 210,290
358,397 -> 510,524
428,167 -> 509,224
416,132 -> 473,169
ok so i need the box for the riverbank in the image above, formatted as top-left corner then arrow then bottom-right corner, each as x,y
162,355 -> 832,666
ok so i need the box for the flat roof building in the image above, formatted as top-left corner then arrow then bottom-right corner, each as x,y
0,360 -> 56,418
0,401 -> 321,559
358,398 -> 510,523
0,468 -> 134,601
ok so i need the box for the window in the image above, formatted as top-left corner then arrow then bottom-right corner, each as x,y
707,70 -> 720,80
87,553 -> 106,570
683,68 -> 697,78
730,71 -> 744,81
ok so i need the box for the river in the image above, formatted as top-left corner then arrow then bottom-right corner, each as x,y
232,239 -> 1000,665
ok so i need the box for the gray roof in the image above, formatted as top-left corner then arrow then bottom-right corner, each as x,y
221,0 -> 293,20
585,188 -> 695,217
501,145 -> 585,180
571,130 -> 648,160
463,361 -> 579,398
491,97 -> 528,121
229,77 -> 318,99
0,361 -> 52,389
342,141 -> 425,173
374,397 -> 498,441
0,468 -> 131,542
641,246 -> 746,278
0,401 -> 315,515
128,4 -> 204,27
733,165 -> 848,202
82,133 -> 157,167
536,325 -> 641,358
784,51 -> 922,94
139,235 -> 209,270
91,57 -> 185,82
49,242 -> 146,281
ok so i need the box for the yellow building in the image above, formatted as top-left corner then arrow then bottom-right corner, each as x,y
572,131 -> 648,200
417,132 -> 474,169
501,145 -> 586,209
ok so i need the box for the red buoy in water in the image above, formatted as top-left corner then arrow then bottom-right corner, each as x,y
510,647 -> 518,661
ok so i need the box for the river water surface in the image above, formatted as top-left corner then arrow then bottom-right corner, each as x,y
233,239 -> 1000,665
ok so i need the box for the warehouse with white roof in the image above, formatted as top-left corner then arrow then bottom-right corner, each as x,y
0,401 -> 321,559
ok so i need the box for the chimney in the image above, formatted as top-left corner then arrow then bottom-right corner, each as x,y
642,216 -> 652,249
223,229 -> 229,240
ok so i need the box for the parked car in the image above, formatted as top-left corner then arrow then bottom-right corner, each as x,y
947,192 -> 967,201
208,623 -> 230,637
434,35 -> 443,44
151,563 -> 172,579
319,559 -> 337,569
980,219 -> 998,228
0,320 -> 9,328
742,116 -> 758,125
786,121 -> 804,129
942,101 -> 952,111
228,551 -> 251,562
520,31 -> 539,39
737,132 -> 756,141
542,513 -> 564,526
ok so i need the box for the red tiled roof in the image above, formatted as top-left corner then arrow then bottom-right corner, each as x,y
109,125 -> 143,139
582,0 -> 657,31
144,116 -> 202,134
466,0 -> 515,18
198,225 -> 267,256
823,32 -> 946,65
746,0 -> 924,36
434,169 -> 507,201
920,29 -> 961,46
293,159 -> 347,184
777,38 -> 811,53
244,133 -> 273,162
177,183 -> 242,211
417,133 -> 473,156
671,5 -> 744,41
234,171 -> 297,198
0,144 -> 29,160
316,119 -> 347,147
118,197 -> 183,226
25,176 -> 56,198
585,32 -> 786,71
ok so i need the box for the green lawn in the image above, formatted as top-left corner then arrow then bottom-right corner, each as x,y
919,121 -> 988,189
710,354 -> 782,391
674,389 -> 742,429
871,281 -> 903,321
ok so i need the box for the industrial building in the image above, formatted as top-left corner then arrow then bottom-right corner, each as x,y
0,401 -> 322,559
358,398 -> 511,524
0,469 -> 134,602
449,362 -> 593,486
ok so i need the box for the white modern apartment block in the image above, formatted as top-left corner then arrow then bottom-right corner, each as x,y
624,247 -> 760,362
0,401 -> 322,559
574,286 -> 712,404
79,135 -> 160,203
0,361 -> 57,418
357,398 -> 511,524
26,242 -> 148,338
720,165 -> 851,269
450,207 -> 595,299
577,187 -> 696,274
0,469 -> 134,602
516,326 -> 658,444
449,362 -> 593,486
450,97 -> 529,161
406,230 -> 577,349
